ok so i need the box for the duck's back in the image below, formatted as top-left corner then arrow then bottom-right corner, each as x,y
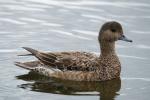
17,51 -> 99,72
45,51 -> 99,71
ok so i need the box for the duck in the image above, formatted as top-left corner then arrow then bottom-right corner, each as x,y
15,21 -> 132,81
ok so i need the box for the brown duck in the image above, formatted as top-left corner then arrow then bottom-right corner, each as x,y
15,21 -> 132,81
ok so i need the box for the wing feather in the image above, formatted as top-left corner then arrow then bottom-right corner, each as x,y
21,47 -> 98,71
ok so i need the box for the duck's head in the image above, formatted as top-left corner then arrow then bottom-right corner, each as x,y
98,21 -> 132,43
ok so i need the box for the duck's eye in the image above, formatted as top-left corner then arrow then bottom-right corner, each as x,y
111,29 -> 116,32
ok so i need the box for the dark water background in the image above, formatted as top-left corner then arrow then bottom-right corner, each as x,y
0,0 -> 150,100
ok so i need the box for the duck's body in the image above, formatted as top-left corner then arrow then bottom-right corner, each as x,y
16,51 -> 120,81
15,21 -> 132,81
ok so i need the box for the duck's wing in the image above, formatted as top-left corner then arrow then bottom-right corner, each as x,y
15,60 -> 99,81
19,47 -> 98,71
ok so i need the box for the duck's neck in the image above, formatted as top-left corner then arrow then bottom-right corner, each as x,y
99,41 -> 116,56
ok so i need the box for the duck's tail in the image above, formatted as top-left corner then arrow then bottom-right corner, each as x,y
15,61 -> 61,77
18,53 -> 33,56
22,47 -> 38,56
14,62 -> 36,70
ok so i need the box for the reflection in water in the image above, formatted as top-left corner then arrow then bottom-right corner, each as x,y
17,72 -> 121,100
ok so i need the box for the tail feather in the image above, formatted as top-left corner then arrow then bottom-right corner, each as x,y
18,53 -> 33,56
22,47 -> 38,56
15,61 -> 61,76
15,62 -> 35,70
21,47 -> 57,67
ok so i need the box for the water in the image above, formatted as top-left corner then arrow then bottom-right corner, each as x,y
0,0 -> 150,100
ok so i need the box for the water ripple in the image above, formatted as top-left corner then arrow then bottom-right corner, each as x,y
26,0 -> 150,7
50,30 -> 91,40
64,6 -> 104,12
41,23 -> 63,27
0,49 -> 20,53
72,30 -> 97,36
20,17 -> 45,23
0,18 -> 27,25
63,1 -> 150,7
131,30 -> 150,35
26,4 -> 50,8
3,4 -> 45,11
119,54 -> 148,60
122,77 -> 150,82
81,14 -> 113,21
135,44 -> 150,50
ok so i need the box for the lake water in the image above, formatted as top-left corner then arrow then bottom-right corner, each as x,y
0,0 -> 150,100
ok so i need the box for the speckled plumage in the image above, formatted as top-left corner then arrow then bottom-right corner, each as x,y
15,21 -> 132,81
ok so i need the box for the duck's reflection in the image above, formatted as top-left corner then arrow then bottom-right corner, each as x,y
16,72 -> 121,100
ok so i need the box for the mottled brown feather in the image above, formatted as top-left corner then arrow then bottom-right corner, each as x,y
15,21 -> 132,81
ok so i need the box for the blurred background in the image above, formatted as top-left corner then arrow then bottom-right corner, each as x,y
0,0 -> 150,100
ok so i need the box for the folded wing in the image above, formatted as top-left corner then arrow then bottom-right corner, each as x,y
20,47 -> 98,71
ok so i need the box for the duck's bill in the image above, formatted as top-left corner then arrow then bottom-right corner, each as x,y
119,35 -> 133,42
